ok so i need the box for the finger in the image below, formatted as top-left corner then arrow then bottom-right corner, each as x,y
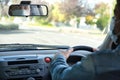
93,48 -> 99,52
67,48 -> 73,54
59,49 -> 65,53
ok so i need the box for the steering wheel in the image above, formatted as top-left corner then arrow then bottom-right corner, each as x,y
72,45 -> 95,52
67,46 -> 96,65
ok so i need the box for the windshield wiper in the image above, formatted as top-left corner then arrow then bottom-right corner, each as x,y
0,44 -> 70,51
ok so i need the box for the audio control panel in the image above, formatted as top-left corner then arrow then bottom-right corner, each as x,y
0,56 -> 51,80
5,64 -> 44,77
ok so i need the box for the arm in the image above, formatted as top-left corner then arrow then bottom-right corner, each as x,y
50,53 -> 95,80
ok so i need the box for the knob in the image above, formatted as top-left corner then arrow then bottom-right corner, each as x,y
36,69 -> 40,73
27,77 -> 35,80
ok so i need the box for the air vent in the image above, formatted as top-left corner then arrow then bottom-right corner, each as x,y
8,60 -> 38,65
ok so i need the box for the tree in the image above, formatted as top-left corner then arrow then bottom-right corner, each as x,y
48,0 -> 95,25
51,3 -> 66,22
0,0 -> 20,17
85,15 -> 95,25
59,0 -> 93,18
96,15 -> 110,30
95,2 -> 111,30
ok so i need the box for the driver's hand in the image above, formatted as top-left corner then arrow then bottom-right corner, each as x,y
55,48 -> 73,59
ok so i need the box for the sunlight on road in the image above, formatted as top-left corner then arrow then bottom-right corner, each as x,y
0,27 -> 106,48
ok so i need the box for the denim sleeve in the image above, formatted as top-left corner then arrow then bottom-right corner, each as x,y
50,54 -> 95,80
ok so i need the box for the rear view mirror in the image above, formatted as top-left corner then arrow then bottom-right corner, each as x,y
9,4 -> 48,17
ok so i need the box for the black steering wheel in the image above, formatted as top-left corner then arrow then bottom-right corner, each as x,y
67,45 -> 95,65
72,45 -> 95,52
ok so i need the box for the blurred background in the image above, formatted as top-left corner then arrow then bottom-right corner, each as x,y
0,0 -> 116,31
0,0 -> 116,47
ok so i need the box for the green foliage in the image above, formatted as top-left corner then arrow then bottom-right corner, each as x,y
31,17 -> 53,27
0,23 -> 19,30
76,17 -> 80,23
96,15 -> 110,30
47,0 -> 92,23
38,20 -> 52,26
51,4 -> 66,22
95,2 -> 111,30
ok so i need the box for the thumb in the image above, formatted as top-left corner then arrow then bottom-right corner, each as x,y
67,48 -> 74,55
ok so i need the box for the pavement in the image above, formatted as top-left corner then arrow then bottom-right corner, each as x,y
0,25 -> 106,48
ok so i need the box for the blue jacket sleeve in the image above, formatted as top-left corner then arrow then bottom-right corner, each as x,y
50,54 -> 95,80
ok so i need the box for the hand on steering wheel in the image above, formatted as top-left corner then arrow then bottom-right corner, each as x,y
58,46 -> 97,59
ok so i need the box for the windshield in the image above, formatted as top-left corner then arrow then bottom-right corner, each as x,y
0,0 -> 115,48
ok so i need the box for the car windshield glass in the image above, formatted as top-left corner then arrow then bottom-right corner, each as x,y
0,0 -> 115,48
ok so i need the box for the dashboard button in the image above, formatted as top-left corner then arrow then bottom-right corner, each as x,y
36,69 -> 40,73
44,57 -> 51,63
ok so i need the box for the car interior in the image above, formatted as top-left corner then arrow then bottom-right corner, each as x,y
0,0 -> 118,80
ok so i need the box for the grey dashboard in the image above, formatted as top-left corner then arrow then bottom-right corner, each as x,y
0,50 -> 91,80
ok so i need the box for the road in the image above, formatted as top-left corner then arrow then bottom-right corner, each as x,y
0,28 -> 105,48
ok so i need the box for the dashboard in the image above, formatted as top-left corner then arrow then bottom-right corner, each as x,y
0,49 -> 91,80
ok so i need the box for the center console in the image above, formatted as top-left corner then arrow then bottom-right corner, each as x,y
0,56 -> 51,80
